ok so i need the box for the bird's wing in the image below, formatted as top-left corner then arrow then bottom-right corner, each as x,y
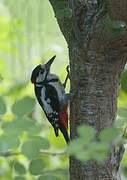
36,84 -> 70,143
42,84 -> 60,115
40,84 -> 60,135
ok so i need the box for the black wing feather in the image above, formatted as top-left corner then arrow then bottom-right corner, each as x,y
35,84 -> 60,125
35,84 -> 70,144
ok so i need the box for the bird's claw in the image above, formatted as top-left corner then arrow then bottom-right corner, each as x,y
66,65 -> 70,79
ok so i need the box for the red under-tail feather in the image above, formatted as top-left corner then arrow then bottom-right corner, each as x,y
59,107 -> 68,129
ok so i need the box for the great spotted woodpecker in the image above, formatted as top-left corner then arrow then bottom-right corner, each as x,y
31,55 -> 70,144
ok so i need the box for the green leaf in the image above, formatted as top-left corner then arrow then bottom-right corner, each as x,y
14,162 -> 26,175
67,125 -> 113,163
55,1 -> 72,20
55,1 -> 67,9
64,8 -> 72,19
27,123 -> 43,135
111,20 -> 126,29
2,121 -> 22,137
2,117 -> 37,137
121,70 -> 127,93
0,135 -> 20,151
100,127 -> 118,142
93,151 -> 108,163
29,158 -> 46,175
21,140 -> 39,159
104,17 -> 126,37
91,142 -> 109,153
31,136 -> 50,150
21,137 -> 50,159
75,151 -> 92,162
111,28 -> 126,38
105,17 -> 126,30
66,138 -> 84,155
77,124 -> 96,141
55,9 -> 65,19
12,96 -> 35,116
38,175 -> 60,180
13,176 -> 26,180
56,8 -> 72,19
67,138 -> 109,163
0,96 -> 6,115
90,142 -> 109,163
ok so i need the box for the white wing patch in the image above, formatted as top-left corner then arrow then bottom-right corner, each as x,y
41,87 -> 53,115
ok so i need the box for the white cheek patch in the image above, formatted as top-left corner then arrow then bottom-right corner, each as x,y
41,87 -> 53,115
36,71 -> 46,83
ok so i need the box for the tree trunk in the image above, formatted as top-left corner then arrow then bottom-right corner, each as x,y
49,0 -> 127,179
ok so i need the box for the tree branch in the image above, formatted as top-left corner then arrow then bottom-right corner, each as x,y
0,151 -> 20,157
0,151 -> 67,157
39,151 -> 67,156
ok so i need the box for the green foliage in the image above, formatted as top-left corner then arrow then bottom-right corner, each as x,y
121,69 -> 127,93
105,16 -> 126,37
55,1 -> 68,9
12,96 -> 35,117
77,124 -> 96,142
13,177 -> 26,180
6,80 -> 28,96
21,137 -> 50,159
0,135 -> 20,151
29,158 -> 46,175
55,1 -> 72,19
38,175 -> 60,180
67,125 -> 119,163
0,96 -> 6,114
100,127 -> 118,142
2,116 -> 43,145
14,162 -> 26,175
0,16 -> 20,54
55,8 -> 72,19
111,20 -> 126,29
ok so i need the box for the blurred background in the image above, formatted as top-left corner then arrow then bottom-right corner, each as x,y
0,0 -> 126,180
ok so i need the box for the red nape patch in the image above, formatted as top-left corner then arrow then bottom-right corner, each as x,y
59,107 -> 68,129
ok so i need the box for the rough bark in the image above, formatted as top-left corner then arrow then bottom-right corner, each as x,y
49,0 -> 127,179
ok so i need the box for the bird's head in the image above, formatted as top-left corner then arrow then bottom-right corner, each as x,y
31,55 -> 56,84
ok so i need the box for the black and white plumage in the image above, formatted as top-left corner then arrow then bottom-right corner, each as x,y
31,55 -> 70,144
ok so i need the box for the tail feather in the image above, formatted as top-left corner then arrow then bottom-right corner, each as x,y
59,107 -> 70,144
53,126 -> 59,137
59,123 -> 70,144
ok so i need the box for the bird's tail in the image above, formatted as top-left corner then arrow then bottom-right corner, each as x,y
53,126 -> 59,137
59,123 -> 70,144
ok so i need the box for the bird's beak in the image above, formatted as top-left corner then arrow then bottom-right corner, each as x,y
45,55 -> 56,71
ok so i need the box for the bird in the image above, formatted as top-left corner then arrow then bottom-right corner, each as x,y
31,55 -> 70,144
